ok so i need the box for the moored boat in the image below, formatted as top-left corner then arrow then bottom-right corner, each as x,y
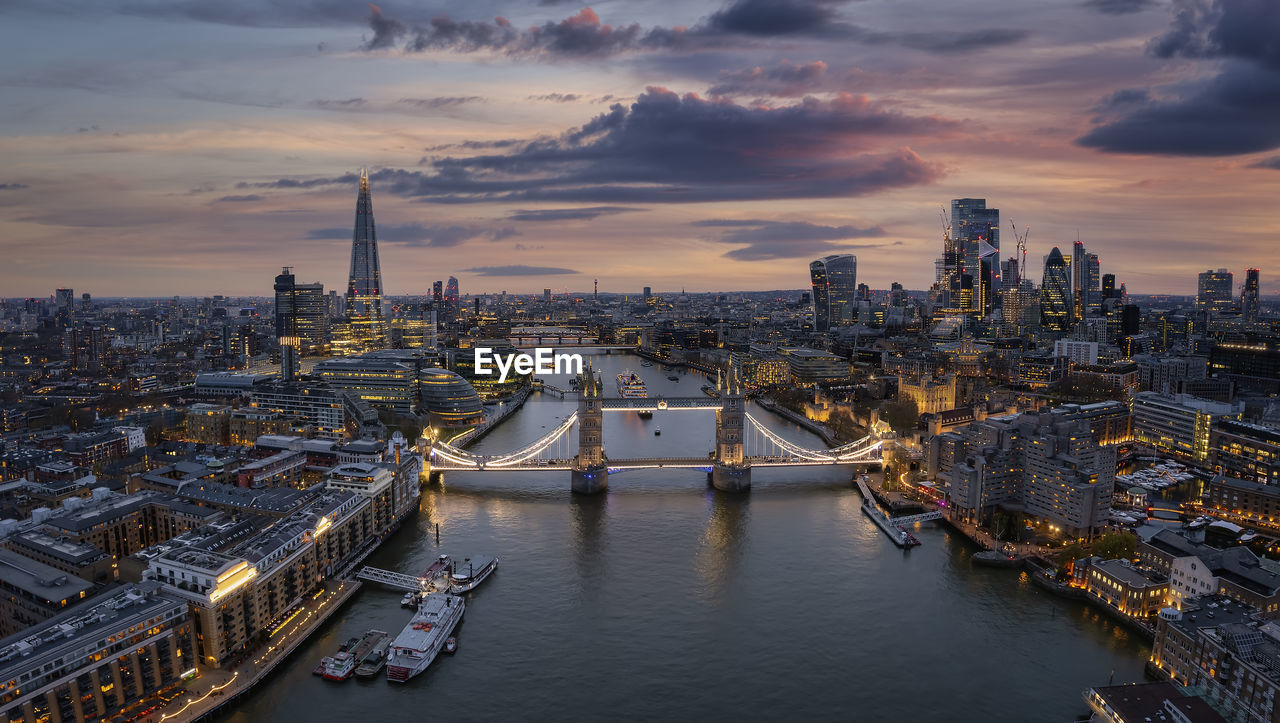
443,637 -> 458,655
322,652 -> 357,681
325,630 -> 385,681
354,632 -> 392,678
449,556 -> 498,594
386,594 -> 465,683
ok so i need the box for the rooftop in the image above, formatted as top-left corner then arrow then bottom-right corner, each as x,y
0,547 -> 93,602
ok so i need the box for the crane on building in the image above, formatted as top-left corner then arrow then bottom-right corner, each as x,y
1008,219 -> 1029,281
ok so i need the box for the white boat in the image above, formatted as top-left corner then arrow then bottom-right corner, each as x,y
449,556 -> 498,594
386,595 -> 465,683
616,370 -> 647,398
322,651 -> 357,681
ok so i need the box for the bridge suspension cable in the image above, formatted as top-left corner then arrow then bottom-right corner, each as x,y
742,413 -> 882,462
431,412 -> 579,469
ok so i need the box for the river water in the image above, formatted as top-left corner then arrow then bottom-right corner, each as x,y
221,352 -> 1148,722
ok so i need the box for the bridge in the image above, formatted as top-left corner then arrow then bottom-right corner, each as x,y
355,566 -> 434,592
429,363 -> 890,494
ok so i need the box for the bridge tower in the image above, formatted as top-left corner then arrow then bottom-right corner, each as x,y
712,363 -> 751,492
572,362 -> 607,494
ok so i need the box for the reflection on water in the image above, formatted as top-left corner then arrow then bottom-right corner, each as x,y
221,352 -> 1150,723
695,491 -> 749,604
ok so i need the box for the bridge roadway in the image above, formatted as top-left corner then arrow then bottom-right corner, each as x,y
599,397 -> 723,411
428,454 -> 882,472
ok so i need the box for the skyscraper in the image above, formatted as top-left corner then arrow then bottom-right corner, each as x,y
432,280 -> 443,307
950,199 -> 999,314
274,267 -> 328,353
1085,252 -> 1100,317
1243,268 -> 1260,322
1101,274 -> 1116,300
1040,247 -> 1072,333
809,254 -> 857,332
344,168 -> 386,348
1197,269 -> 1234,315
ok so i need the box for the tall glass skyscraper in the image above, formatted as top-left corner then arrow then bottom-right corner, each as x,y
1243,268 -> 1260,322
950,199 -> 999,314
809,254 -> 857,332
1040,247 -> 1072,333
344,169 -> 387,348
274,267 -> 329,353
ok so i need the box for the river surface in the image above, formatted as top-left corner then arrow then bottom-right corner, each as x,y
221,352 -> 1149,722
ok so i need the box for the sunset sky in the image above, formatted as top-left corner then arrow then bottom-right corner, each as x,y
1,0 -> 1278,298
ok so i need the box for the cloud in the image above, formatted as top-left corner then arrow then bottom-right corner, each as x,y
1082,0 -> 1157,14
708,60 -> 828,97
1249,155 -> 1280,169
247,87 -> 950,204
363,2 -> 1027,59
1080,0 -> 1280,155
506,206 -> 646,221
463,265 -> 580,276
0,183 -> 28,190
704,0 -> 851,36
397,96 -> 484,109
214,194 -> 263,202
1149,0 -> 1280,68
311,97 -> 367,111
694,218 -> 888,260
305,222 -> 514,247
528,93 -> 583,102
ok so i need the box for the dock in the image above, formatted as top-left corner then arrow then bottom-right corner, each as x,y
856,479 -> 939,547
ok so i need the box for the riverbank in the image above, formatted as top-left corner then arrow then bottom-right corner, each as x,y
160,580 -> 364,723
754,396 -> 841,446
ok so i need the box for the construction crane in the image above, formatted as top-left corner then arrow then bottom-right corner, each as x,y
1008,218 -> 1029,280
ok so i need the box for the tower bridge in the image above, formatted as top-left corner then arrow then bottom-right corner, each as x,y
428,363 -> 889,493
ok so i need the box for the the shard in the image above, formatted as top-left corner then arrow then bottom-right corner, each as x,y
343,168 -> 386,348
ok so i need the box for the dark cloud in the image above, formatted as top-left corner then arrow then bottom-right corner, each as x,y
708,60 -> 828,97
249,88 -> 948,204
1150,0 -> 1280,68
214,194 -> 263,202
1248,155 -> 1280,169
1080,0 -> 1280,155
1092,87 -> 1152,111
462,265 -> 580,276
694,218 -> 887,260
704,0 -> 850,36
0,183 -> 28,190
363,2 -> 1027,59
311,97 -> 367,110
528,93 -> 583,102
1082,0 -> 1158,14
397,96 -> 485,109
240,173 -> 360,190
506,206 -> 646,221
305,222 -> 512,247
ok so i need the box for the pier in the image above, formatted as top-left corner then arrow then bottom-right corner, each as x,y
855,478 -> 940,547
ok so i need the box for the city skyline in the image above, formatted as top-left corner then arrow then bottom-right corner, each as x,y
2,0 -> 1280,297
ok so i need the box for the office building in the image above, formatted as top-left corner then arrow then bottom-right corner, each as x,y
1131,392 -> 1243,463
1040,247 -> 1072,333
779,348 -> 848,383
1197,268 -> 1234,315
1242,268 -> 1260,323
809,254 -> 857,332
273,267 -> 328,353
1211,420 -> 1280,485
950,199 -> 1000,314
